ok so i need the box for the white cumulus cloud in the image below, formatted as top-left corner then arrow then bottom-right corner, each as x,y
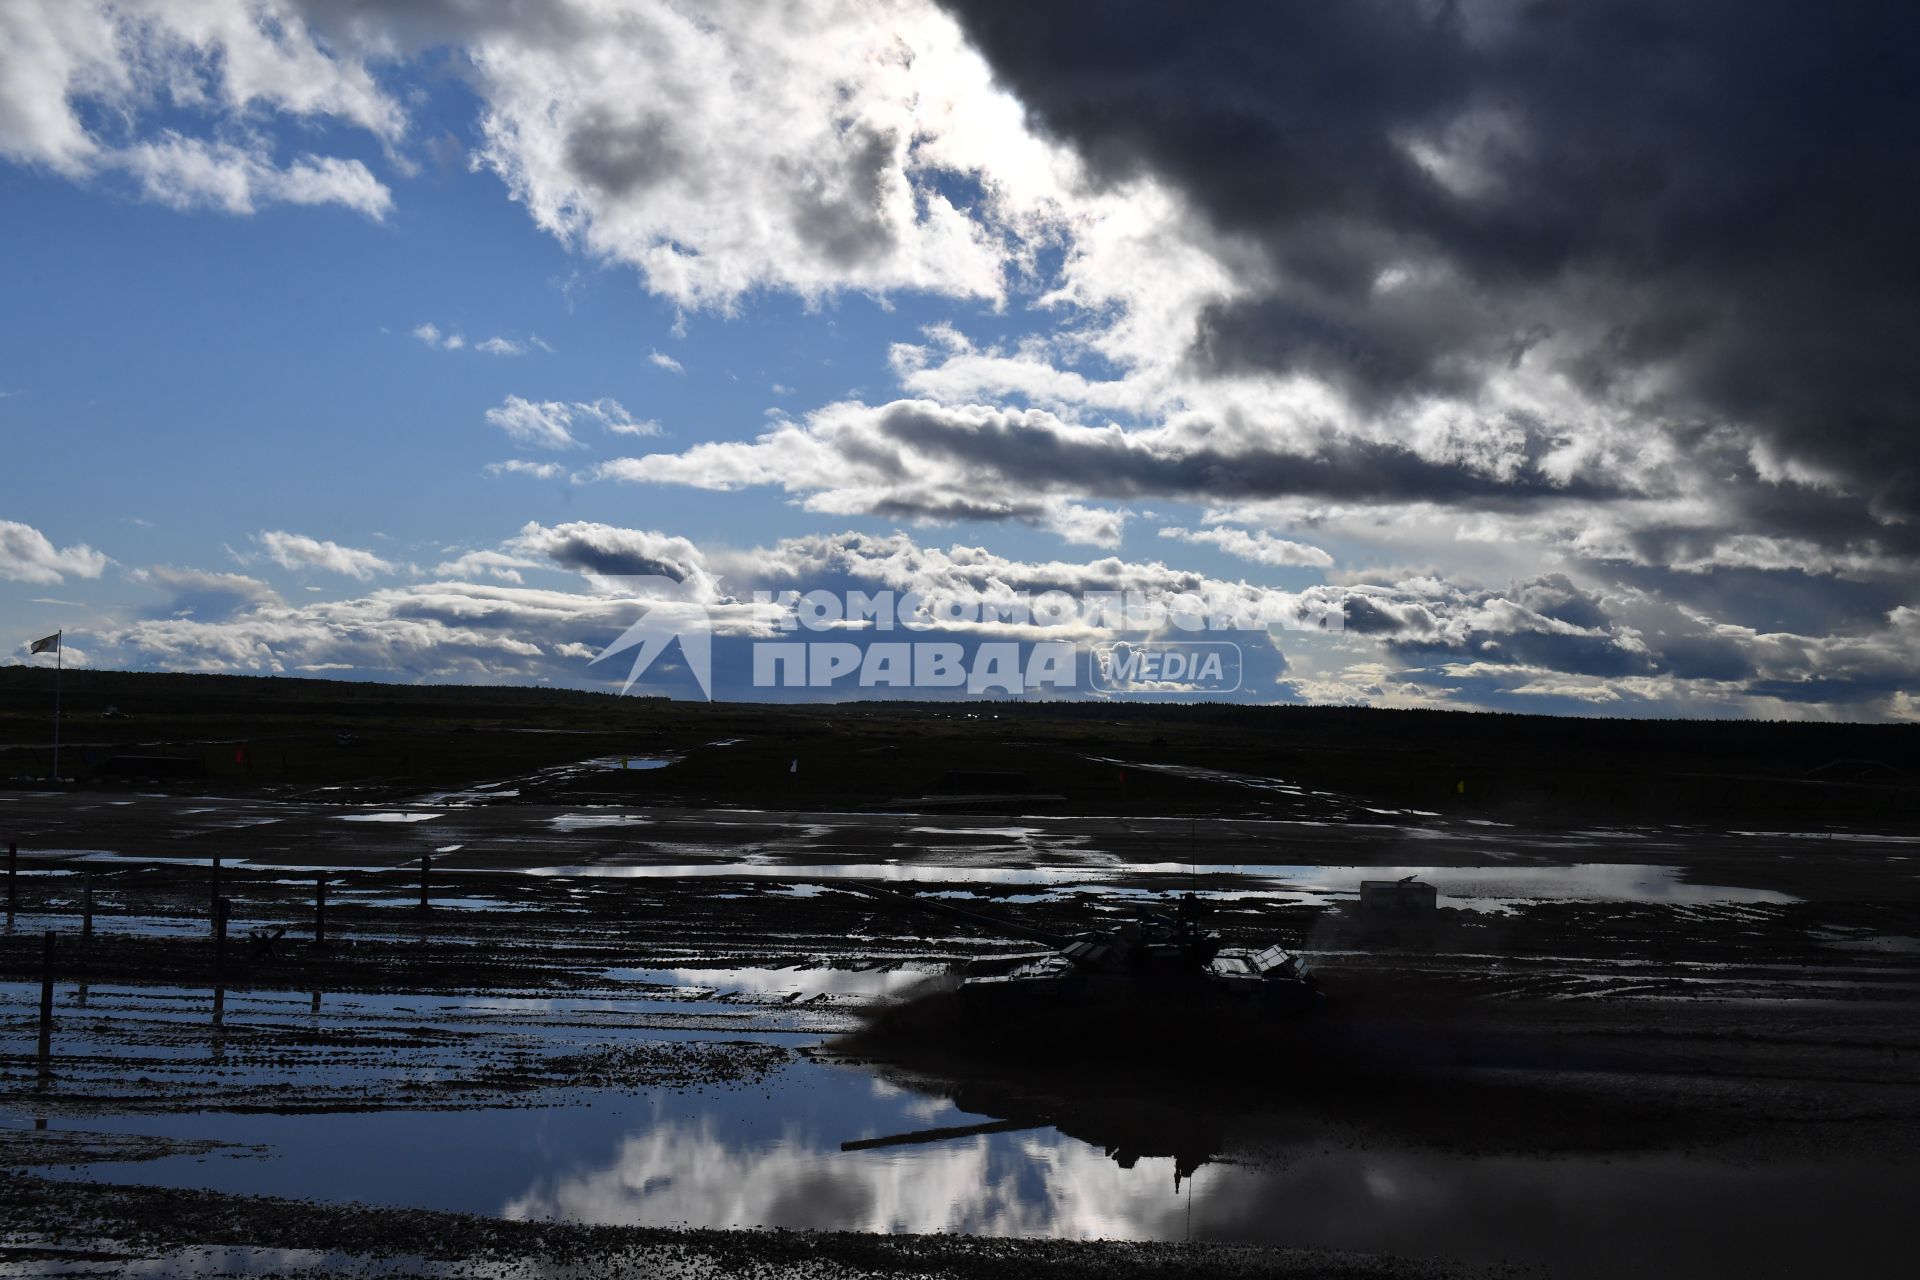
0,2 -> 399,217
486,396 -> 583,450
434,550 -> 542,584
0,519 -> 108,584
116,135 -> 391,219
487,395 -> 657,449
485,460 -> 565,480
255,530 -> 394,581
1159,526 -> 1333,569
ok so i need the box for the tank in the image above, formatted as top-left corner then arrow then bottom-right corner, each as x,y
844,883 -> 1323,1025
839,885 -> 1331,1127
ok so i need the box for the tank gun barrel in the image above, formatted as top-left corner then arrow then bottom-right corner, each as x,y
841,1117 -> 1043,1152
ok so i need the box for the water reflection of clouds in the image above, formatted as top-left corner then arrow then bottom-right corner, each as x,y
867,1074 -> 959,1125
502,1114 -> 1914,1277
36,1035 -> 1912,1279
503,1119 -> 1194,1239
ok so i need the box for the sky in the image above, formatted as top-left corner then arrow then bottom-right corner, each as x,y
1,0 -> 1917,719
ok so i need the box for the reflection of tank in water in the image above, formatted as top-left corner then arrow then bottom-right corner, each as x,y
843,1079 -> 1223,1190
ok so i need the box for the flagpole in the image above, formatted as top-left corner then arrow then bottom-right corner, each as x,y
51,631 -> 62,783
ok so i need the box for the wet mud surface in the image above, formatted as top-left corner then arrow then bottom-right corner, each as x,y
1,784 -> 1917,1276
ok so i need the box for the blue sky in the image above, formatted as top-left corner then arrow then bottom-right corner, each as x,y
2,1 -> 1916,720
0,75 -> 1168,571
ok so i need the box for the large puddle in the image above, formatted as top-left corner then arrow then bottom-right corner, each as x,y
610,964 -> 954,1001
4,958 -> 1914,1279
17,845 -> 1798,912
528,859 -> 1797,909
13,1048 -> 1906,1278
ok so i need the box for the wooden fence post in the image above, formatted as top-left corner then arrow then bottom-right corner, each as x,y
37,931 -> 55,1062
214,897 -> 231,974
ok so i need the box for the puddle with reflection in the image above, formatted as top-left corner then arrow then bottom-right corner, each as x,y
23,1054 -> 1907,1279
1815,930 -> 1920,954
530,860 -> 1798,908
1730,830 -> 1920,843
328,892 -> 548,913
0,978 -> 841,1116
610,964 -> 953,1001
22,845 -> 1745,914
416,786 -> 522,806
548,812 -> 657,832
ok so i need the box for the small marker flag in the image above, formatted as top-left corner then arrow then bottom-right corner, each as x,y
29,633 -> 60,655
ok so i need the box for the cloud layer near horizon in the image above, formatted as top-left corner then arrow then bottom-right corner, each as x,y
0,514 -> 1898,720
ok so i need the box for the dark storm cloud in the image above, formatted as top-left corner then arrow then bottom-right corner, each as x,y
1378,573 -> 1660,679
1327,566 -> 1914,710
939,0 -> 1920,524
872,402 -> 1617,505
1656,632 -> 1757,683
565,110 -> 688,198
1742,674 -> 1918,706
1599,561 -> 1909,636
131,566 -> 281,619
786,125 -> 900,268
1388,628 -> 1656,679
547,546 -> 686,580
1339,596 -> 1409,636
1337,572 -> 1765,683
507,522 -> 705,585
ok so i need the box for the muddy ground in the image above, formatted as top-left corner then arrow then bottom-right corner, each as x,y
0,780 -> 1916,1277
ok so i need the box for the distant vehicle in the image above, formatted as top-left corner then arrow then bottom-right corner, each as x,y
1360,876 -> 1438,918
102,705 -> 126,719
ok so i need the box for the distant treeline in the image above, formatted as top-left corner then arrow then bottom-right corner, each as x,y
2,664 -> 1911,764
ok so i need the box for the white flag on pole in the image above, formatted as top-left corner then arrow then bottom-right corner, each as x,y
29,632 -> 60,655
